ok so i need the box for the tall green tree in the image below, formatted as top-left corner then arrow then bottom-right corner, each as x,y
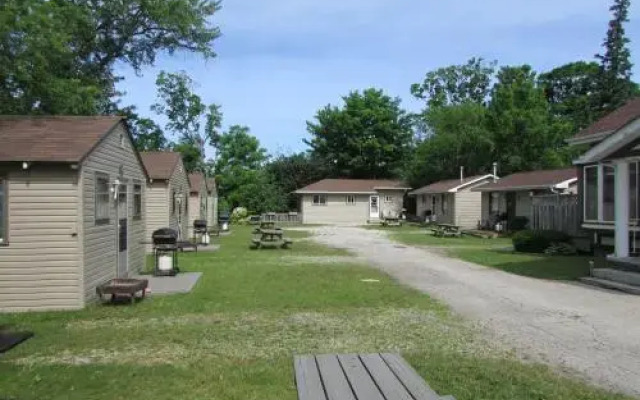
487,65 -> 573,174
411,58 -> 497,109
406,102 -> 494,187
538,61 -> 601,130
265,153 -> 333,210
595,0 -> 637,113
152,71 -> 222,172
214,126 -> 282,212
0,0 -> 221,115
306,88 -> 413,179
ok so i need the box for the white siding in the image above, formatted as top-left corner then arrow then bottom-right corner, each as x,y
379,190 -> 404,219
81,123 -> 147,303
168,161 -> 189,239
453,190 -> 482,229
0,166 -> 81,312
301,194 -> 369,225
144,182 -> 169,253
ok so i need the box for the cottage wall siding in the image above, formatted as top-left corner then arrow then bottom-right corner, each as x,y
301,194 -> 369,225
0,166 -> 81,312
167,162 -> 189,239
144,182 -> 169,252
81,123 -> 146,303
453,190 -> 483,229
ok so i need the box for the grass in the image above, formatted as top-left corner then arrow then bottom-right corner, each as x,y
373,225 -> 594,281
0,226 -> 628,400
451,248 -> 594,280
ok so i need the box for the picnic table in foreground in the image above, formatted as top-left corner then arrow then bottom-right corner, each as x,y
250,225 -> 293,249
426,223 -> 462,238
295,353 -> 456,400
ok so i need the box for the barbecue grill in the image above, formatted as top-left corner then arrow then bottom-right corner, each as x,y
152,228 -> 179,276
193,219 -> 210,245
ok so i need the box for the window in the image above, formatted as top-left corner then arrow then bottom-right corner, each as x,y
631,163 -> 638,221
584,166 -> 598,221
490,192 -> 500,213
441,194 -> 447,214
421,195 -> 426,205
171,189 -> 176,215
603,165 -> 615,222
384,196 -> 393,203
431,196 -> 436,211
95,174 -> 110,224
313,195 -> 327,206
133,183 -> 142,219
346,195 -> 356,205
0,178 -> 6,244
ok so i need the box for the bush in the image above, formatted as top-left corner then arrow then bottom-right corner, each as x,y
512,230 -> 571,253
545,242 -> 578,256
230,207 -> 249,224
509,216 -> 529,231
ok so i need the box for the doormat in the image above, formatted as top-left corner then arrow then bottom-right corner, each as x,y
0,330 -> 34,353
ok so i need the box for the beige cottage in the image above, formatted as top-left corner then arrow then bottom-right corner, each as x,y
410,175 -> 496,229
295,179 -> 410,225
0,116 -> 148,312
205,177 -> 219,229
139,152 -> 189,252
187,173 -> 207,238
474,168 -> 577,229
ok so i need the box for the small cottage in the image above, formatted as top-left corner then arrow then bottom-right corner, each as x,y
409,174 -> 496,229
295,179 -> 410,225
187,172 -> 207,238
139,152 -> 189,252
474,168 -> 577,230
205,177 -> 219,228
0,116 -> 148,312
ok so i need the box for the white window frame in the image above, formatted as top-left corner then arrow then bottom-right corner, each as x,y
583,164 -> 620,223
346,195 -> 356,205
384,195 -> 393,203
312,195 -> 327,206
133,182 -> 143,219
0,177 -> 7,245
95,173 -> 111,225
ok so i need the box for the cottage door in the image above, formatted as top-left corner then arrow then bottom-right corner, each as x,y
117,182 -> 128,278
370,195 -> 380,219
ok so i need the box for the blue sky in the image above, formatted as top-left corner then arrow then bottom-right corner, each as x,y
116,0 -> 639,156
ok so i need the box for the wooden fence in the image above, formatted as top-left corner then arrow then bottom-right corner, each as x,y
260,212 -> 302,225
530,194 -> 580,235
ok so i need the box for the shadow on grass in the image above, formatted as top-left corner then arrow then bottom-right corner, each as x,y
451,248 -> 594,281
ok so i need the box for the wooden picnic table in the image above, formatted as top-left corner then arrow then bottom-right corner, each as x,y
294,353 -> 455,400
429,223 -> 462,238
251,226 -> 292,249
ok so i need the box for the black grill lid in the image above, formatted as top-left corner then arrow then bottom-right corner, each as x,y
193,219 -> 207,229
152,228 -> 178,244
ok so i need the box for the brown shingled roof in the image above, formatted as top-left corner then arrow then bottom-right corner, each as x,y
572,98 -> 640,140
410,175 -> 493,195
295,179 -> 410,193
476,168 -> 577,192
188,173 -> 205,193
0,116 -> 123,162
140,152 -> 182,180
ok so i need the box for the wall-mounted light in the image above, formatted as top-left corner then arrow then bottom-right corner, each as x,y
22,161 -> 30,170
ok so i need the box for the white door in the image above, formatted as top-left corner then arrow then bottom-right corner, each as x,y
117,182 -> 128,278
370,195 -> 380,219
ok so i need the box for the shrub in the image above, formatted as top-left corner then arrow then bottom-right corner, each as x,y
545,242 -> 578,256
509,216 -> 529,231
230,207 -> 249,224
512,230 -> 571,253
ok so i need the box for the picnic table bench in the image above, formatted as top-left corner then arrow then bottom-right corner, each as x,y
96,278 -> 148,304
381,217 -> 403,227
430,223 -> 462,238
295,353 -> 455,400
250,226 -> 292,249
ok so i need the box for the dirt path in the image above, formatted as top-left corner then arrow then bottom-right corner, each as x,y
311,226 -> 640,397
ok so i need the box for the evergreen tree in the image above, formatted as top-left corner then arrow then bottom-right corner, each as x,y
595,0 -> 637,113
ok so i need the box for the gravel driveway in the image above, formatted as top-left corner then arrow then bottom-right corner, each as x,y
312,226 -> 640,397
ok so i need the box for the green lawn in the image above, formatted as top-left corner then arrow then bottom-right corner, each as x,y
451,248 -> 594,280
370,225 -> 513,248
0,227 -> 626,400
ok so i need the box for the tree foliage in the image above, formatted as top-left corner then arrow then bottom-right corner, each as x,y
306,88 -> 413,179
0,0 -> 221,115
538,61 -> 601,130
411,58 -> 497,109
595,0 -> 637,113
152,71 -> 222,172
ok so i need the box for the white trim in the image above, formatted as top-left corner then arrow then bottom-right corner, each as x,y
410,174 -> 497,196
583,165 -> 599,223
597,164 -> 604,221
297,191 -> 377,195
566,130 -> 613,146
614,161 -> 630,257
573,118 -> 640,164
553,178 -> 578,190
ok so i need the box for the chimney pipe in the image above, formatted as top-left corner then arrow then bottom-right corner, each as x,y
460,166 -> 464,183
492,162 -> 498,182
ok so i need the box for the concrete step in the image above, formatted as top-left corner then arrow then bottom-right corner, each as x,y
607,257 -> 640,272
580,277 -> 640,295
592,268 -> 640,286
